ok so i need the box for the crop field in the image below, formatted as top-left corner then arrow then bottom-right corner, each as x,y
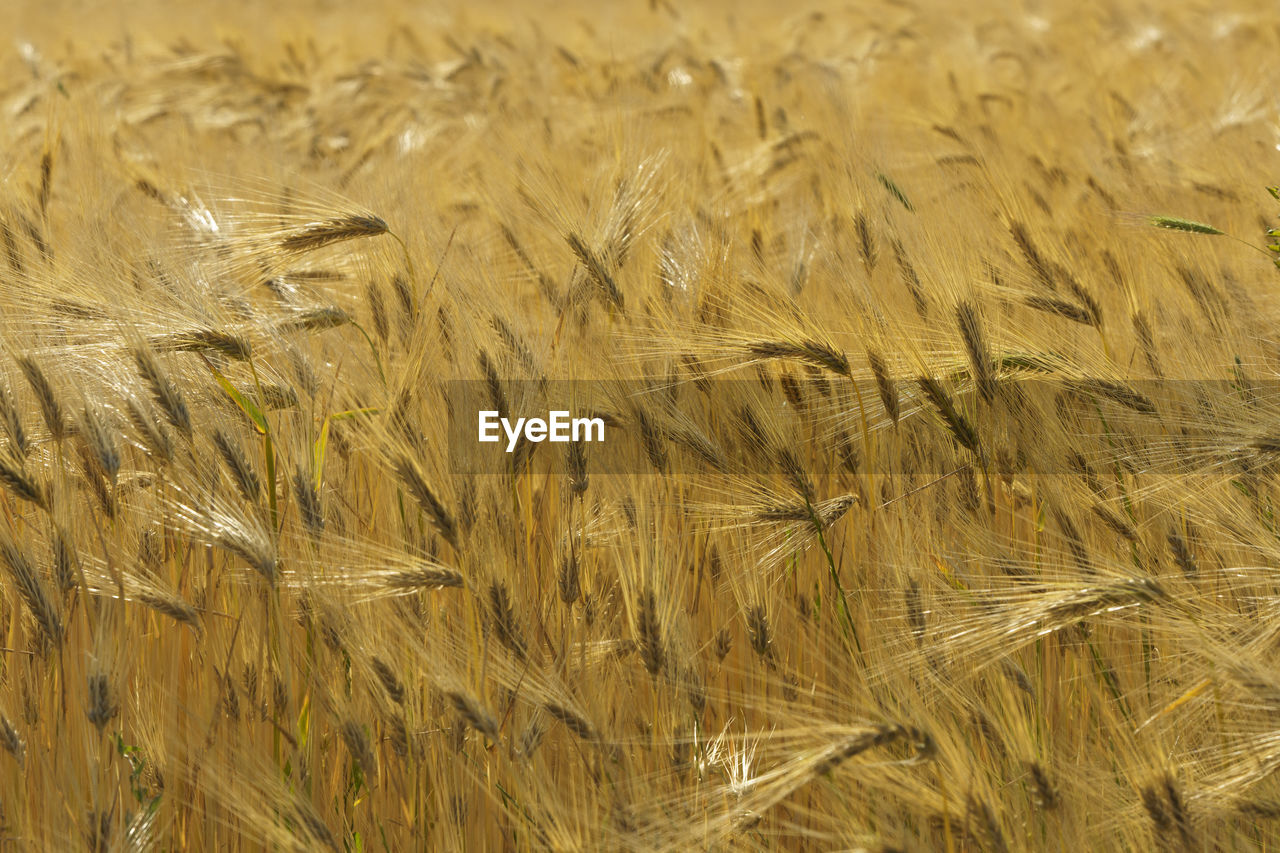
2,0 -> 1280,849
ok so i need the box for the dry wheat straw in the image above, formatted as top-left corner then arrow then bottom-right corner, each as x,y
213,429 -> 260,502
955,301 -> 995,402
545,702 -> 597,742
744,339 -> 850,377
5,8 -> 1277,850
132,347 -> 191,437
392,274 -> 416,342
1059,268 -> 1103,326
79,405 -> 120,484
150,329 -> 252,361
1026,761 -> 1058,810
37,151 -> 51,219
138,591 -> 201,629
208,515 -> 277,585
1167,528 -> 1197,577
0,382 -> 26,459
1024,295 -> 1094,325
1090,504 -> 1137,541
0,455 -> 46,509
0,536 -> 61,643
50,526 -> 77,593
1069,379 -> 1156,415
447,690 -> 499,741
854,212 -> 877,275
278,214 -> 388,253
291,466 -> 323,535
1132,311 -> 1162,376
371,657 -> 405,705
567,438 -> 589,494
86,672 -> 118,730
0,217 -> 21,274
1041,577 -> 1166,624
0,713 -> 23,765
890,239 -> 929,318
276,306 -> 351,334
714,626 -> 732,662
366,280 -> 389,344
558,552 -> 580,604
746,604 -> 774,664
392,455 -> 458,549
566,232 -> 625,311
381,565 -> 464,591
636,587 -> 665,675
917,375 -> 980,453
813,724 -> 918,776
489,580 -> 528,662
16,355 -> 66,442
1009,220 -> 1055,291
125,395 -> 173,464
866,348 -> 899,424
340,720 -> 376,777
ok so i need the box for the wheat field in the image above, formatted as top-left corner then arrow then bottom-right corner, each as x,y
2,0 -> 1280,849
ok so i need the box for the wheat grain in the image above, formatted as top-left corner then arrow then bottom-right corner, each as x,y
132,347 -> 191,438
278,214 -> 388,253
0,536 -> 61,644
1149,215 -> 1223,235
16,356 -> 66,442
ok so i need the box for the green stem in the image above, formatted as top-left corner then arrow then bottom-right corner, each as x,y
804,493 -> 861,656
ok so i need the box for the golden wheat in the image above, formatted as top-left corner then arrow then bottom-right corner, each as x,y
3,1 -> 1280,850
